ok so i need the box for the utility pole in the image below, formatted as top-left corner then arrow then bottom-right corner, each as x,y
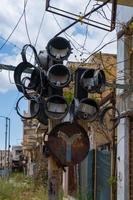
0,151 -> 2,169
48,120 -> 62,200
8,118 -> 11,170
0,116 -> 10,175
4,117 -> 8,170
116,15 -> 133,200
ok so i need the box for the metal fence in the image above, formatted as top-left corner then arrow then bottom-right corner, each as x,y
78,149 -> 111,200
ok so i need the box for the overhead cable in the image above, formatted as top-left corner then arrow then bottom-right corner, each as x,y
0,0 -> 29,51
30,11 -> 46,61
23,0 -> 32,44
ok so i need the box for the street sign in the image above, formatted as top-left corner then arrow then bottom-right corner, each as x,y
47,122 -> 90,166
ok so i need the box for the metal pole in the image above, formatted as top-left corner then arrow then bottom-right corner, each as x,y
94,149 -> 97,200
8,118 -> 10,170
4,118 -> 8,171
0,116 -> 10,167
1,151 -> 2,168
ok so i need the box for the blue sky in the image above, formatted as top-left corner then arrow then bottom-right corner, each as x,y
0,0 -> 118,150
0,39 -> 23,149
0,90 -> 23,149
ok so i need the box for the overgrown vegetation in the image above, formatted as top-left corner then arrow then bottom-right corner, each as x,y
77,191 -> 93,200
0,173 -> 47,200
64,90 -> 74,104
108,175 -> 117,186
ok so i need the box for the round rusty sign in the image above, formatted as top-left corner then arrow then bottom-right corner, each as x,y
47,122 -> 90,166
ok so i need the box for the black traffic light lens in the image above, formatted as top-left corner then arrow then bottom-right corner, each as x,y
76,98 -> 99,121
45,95 -> 69,120
47,37 -> 71,61
47,64 -> 71,88
80,69 -> 106,93
80,68 -> 96,92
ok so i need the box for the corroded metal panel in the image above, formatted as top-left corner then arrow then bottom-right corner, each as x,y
47,122 -> 90,166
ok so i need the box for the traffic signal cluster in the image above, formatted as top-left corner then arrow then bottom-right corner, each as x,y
14,36 -> 120,166
14,36 -> 120,131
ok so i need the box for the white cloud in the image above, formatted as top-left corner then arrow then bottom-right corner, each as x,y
0,52 -> 22,93
0,70 -> 15,93
0,0 -> 118,92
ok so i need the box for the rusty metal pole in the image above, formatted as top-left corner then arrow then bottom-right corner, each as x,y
48,120 -> 62,200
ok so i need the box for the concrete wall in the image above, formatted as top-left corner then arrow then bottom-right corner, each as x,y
117,4 -> 133,200
117,5 -> 133,31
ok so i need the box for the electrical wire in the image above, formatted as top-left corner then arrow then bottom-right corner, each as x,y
7,92 -> 20,117
80,0 -> 93,56
0,35 -> 34,58
52,13 -> 91,55
34,12 -> 46,49
99,51 -> 116,78
29,11 -> 46,61
0,0 -> 29,51
68,35 -> 117,77
52,14 -> 84,54
95,2 -> 131,30
69,30 -> 131,87
105,57 -> 131,70
93,2 -> 111,25
85,35 -> 132,82
80,25 -> 89,55
72,34 -> 129,87
23,0 -> 32,44
0,35 -> 22,51
51,0 -> 116,57
82,37 -> 117,63
83,0 -> 93,15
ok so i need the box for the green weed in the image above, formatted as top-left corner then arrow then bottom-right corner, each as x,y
0,173 -> 47,200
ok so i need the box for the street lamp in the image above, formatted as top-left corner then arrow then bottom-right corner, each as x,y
0,116 -> 11,171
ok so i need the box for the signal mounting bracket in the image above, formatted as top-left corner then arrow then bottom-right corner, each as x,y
45,0 -> 118,33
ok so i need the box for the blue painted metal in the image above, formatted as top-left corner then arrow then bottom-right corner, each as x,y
0,168 -> 12,177
78,149 -> 111,200
96,150 -> 111,200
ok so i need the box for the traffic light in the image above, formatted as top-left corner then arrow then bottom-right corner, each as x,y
45,95 -> 69,120
46,36 -> 71,61
74,67 -> 106,121
14,44 -> 48,99
76,98 -> 99,122
74,67 -> 88,101
80,68 -> 106,93
44,36 -> 72,120
47,64 -> 71,88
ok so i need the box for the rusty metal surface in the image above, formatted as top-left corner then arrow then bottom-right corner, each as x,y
47,122 -> 90,166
